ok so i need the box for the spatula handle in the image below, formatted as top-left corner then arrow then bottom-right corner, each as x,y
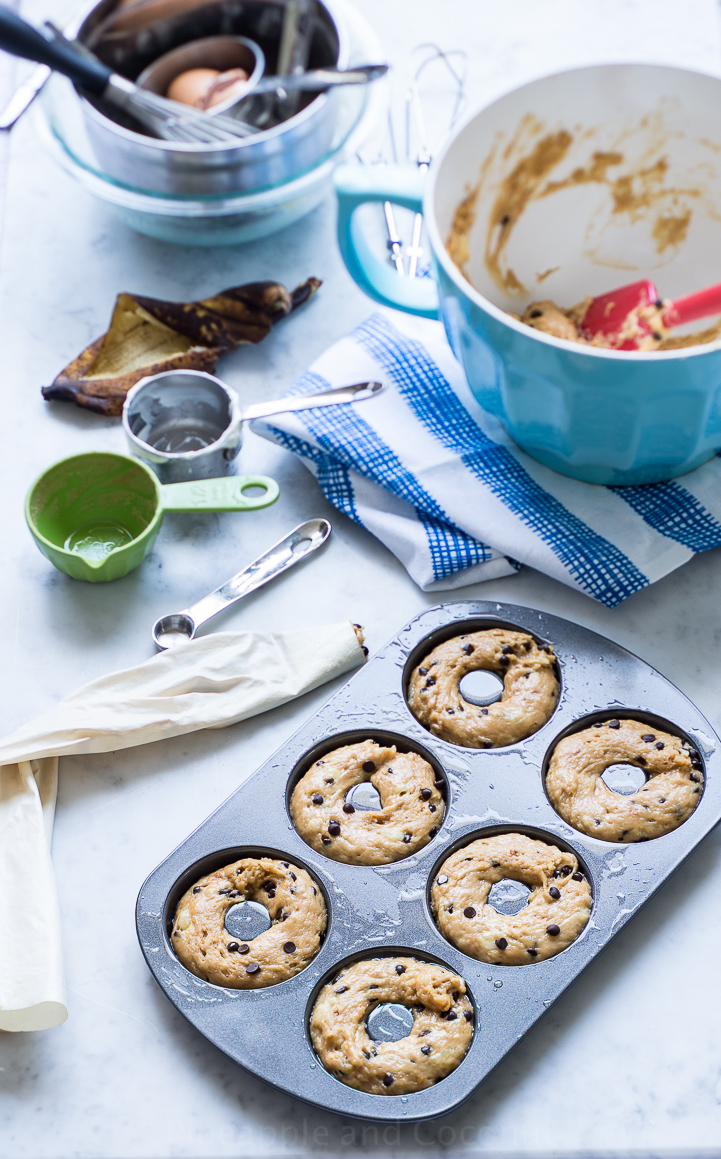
0,6 -> 111,95
665,283 -> 721,328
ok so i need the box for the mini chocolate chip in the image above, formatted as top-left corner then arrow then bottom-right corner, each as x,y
328,821 -> 341,836
246,963 -> 260,974
642,733 -> 656,743
362,760 -> 376,773
283,942 -> 296,954
502,644 -> 512,654
482,739 -> 493,748
527,948 -> 538,957
608,719 -> 620,729
322,836 -> 331,845
282,861 -> 289,867
481,708 -> 489,715
369,984 -> 379,989
652,331 -> 662,341
227,942 -> 240,952
434,778 -> 445,789
343,801 -> 356,814
237,944 -> 249,954
495,937 -> 508,950
173,931 -> 180,937
690,772 -> 701,782
593,721 -> 603,728
452,990 -> 459,1001
218,888 -> 231,895
446,1011 -> 458,1021
549,886 -> 561,900
447,905 -> 454,913
395,964 -> 405,975
192,886 -> 201,893
335,986 -> 348,994
421,1045 -> 432,1055
386,767 -> 393,774
426,676 -> 436,686
429,803 -> 437,813
403,833 -> 412,843
437,874 -> 448,885
655,741 -> 665,750
420,788 -> 432,800
363,1050 -> 371,1059
572,872 -> 583,880
546,924 -> 560,936
418,667 -> 428,675
462,644 -> 475,655
312,793 -> 323,805
464,1011 -> 473,1022
637,756 -> 647,765
324,778 -> 334,784
446,707 -> 455,714
429,827 -> 438,838
464,906 -> 476,918
262,881 -> 275,894
499,655 -> 509,666
289,872 -> 296,881
382,1074 -> 394,1087
361,646 -> 369,656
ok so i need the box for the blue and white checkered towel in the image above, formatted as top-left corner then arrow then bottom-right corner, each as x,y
252,311 -> 721,607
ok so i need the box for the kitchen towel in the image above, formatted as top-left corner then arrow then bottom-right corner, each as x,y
253,311 -> 721,607
0,623 -> 364,1033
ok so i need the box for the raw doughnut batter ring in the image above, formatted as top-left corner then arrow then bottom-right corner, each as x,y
171,856 -> 326,989
431,833 -> 592,965
310,956 -> 473,1094
290,739 -> 444,865
407,628 -> 559,748
546,717 -> 704,842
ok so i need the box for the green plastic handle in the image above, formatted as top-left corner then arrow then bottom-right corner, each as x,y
334,163 -> 439,319
160,474 -> 280,512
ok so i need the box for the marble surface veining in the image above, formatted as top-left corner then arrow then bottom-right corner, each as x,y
2,0 -> 721,1155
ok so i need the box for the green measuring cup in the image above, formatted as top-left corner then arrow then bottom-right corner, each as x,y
26,451 -> 279,583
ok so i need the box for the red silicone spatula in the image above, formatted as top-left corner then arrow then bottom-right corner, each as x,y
580,278 -> 721,349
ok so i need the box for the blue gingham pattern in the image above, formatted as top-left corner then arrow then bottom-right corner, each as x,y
252,311 -> 721,606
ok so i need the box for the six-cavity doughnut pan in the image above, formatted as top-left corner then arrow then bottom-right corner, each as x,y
136,602 -> 721,1122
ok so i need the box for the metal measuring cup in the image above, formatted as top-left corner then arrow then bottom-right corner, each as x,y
122,371 -> 384,483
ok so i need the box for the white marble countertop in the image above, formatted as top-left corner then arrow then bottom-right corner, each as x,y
2,0 -> 721,1155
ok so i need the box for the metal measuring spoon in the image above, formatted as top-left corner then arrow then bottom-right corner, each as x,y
152,518 -> 330,649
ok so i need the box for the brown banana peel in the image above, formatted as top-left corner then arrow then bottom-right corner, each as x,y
42,277 -> 321,417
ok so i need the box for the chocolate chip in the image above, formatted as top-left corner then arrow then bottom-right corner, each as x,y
342,802 -> 355,814
262,882 -> 275,895
481,739 -> 493,748
593,721 -> 603,728
464,1011 -> 473,1022
429,827 -> 438,838
572,872 -> 583,880
437,874 -> 448,885
328,821 -> 341,836
446,707 -> 455,714
283,942 -> 296,954
546,924 -> 560,937
421,1045 -> 432,1055
425,676 -> 436,686
362,760 -> 376,773
420,788 -> 432,800
386,767 -> 393,774
312,793 -> 323,805
447,905 -> 454,913
462,644 -> 475,655
446,1010 -> 457,1021
246,963 -> 260,974
495,937 -> 508,949
527,948 -> 538,957
642,733 -> 656,743
227,942 -> 240,952
288,872 -> 296,881
361,646 -> 369,657
173,931 -> 180,937
499,655 -> 509,666
652,331 -> 662,341
382,1074 -> 394,1087
429,803 -> 437,813
229,889 -> 241,898
608,719 -> 620,729
238,944 -> 250,954
434,778 -> 445,789
322,836 -> 331,845
637,756 -> 647,765
363,1050 -> 371,1059
218,888 -> 231,895
463,906 -> 476,918
690,772 -> 701,782
192,886 -> 201,893
452,990 -> 459,1001
335,986 -> 348,994
418,667 -> 428,675
481,708 -> 489,716
324,778 -> 334,784
403,833 -> 412,843
549,886 -> 561,900
395,964 -> 405,975
655,741 -> 665,750
282,862 -> 289,867
502,644 -> 512,654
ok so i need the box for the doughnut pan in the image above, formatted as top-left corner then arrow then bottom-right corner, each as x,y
136,601 -> 721,1122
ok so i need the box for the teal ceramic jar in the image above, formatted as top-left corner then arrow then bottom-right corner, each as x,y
335,63 -> 721,485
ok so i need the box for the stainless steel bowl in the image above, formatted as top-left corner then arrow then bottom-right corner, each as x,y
65,0 -> 349,195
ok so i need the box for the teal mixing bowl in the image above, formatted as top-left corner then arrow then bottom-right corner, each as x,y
335,63 -> 721,485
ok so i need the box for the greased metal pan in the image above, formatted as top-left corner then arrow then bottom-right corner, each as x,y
136,601 -> 721,1122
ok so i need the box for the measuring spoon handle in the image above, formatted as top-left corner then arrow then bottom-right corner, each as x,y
240,380 -> 384,423
152,519 -> 331,648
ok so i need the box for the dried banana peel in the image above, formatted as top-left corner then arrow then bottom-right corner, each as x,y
43,277 -> 321,416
